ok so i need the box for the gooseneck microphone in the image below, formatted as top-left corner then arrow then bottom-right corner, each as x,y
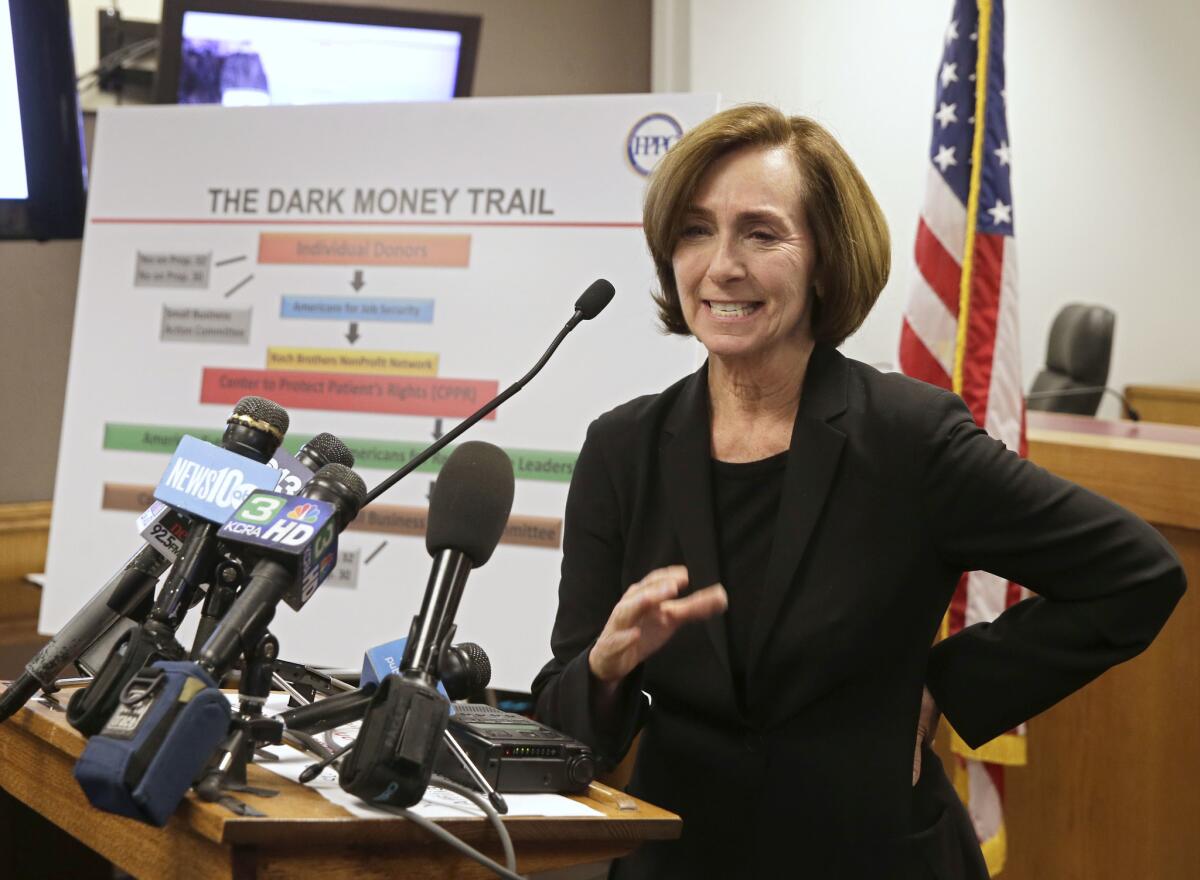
363,279 -> 614,505
338,442 -> 514,807
196,463 -> 368,679
1024,386 -> 1141,421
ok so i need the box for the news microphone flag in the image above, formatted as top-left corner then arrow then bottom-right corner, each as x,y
898,1 -> 1024,874
153,435 -> 282,524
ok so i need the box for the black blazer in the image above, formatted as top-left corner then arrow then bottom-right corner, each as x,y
532,345 -> 1184,879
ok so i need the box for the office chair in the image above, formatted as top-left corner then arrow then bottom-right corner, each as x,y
1026,304 -> 1116,416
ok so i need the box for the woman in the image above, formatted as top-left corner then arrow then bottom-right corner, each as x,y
531,105 -> 1183,878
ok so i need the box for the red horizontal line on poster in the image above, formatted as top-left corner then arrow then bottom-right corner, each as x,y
201,367 -> 499,419
90,217 -> 643,228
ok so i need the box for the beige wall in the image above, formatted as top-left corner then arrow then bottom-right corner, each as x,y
1,0 -> 651,504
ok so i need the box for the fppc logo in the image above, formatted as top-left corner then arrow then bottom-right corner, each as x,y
626,113 -> 684,176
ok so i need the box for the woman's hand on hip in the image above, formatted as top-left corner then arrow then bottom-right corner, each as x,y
588,566 -> 728,684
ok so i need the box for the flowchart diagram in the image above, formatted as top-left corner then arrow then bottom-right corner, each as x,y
45,94 -> 716,688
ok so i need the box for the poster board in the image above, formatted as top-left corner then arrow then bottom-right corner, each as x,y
43,94 -> 717,691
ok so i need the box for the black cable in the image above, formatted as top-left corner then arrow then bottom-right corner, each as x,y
76,38 -> 159,90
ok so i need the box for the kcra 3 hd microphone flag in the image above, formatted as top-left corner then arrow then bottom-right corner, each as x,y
217,489 -> 339,610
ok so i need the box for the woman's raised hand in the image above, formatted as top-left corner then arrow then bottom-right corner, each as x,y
588,565 -> 728,684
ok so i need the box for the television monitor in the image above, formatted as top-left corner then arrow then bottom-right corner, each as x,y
0,0 -> 87,240
154,0 -> 481,107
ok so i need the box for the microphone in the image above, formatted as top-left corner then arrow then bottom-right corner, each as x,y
0,397 -> 287,725
65,398 -> 290,736
1025,386 -> 1141,421
71,464 -> 367,826
148,397 -> 291,629
401,442 -> 514,680
570,277 -> 616,323
439,642 -> 492,698
196,463 -> 368,679
338,442 -> 514,807
295,432 -> 356,472
0,545 -> 169,722
280,642 -> 492,736
363,279 -> 614,505
188,431 -> 357,657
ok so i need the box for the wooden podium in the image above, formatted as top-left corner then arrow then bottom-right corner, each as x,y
995,412 -> 1200,879
0,688 -> 680,879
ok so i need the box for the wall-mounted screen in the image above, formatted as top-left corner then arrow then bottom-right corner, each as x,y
155,0 -> 481,106
0,0 -> 87,240
0,1 -> 28,200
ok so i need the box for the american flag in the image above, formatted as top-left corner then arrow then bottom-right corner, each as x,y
898,0 -> 1025,874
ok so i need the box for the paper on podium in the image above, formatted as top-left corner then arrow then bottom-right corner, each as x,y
249,692 -> 599,819
257,743 -> 602,819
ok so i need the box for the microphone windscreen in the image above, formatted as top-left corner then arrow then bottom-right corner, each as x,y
574,279 -> 615,320
426,442 -> 514,566
232,396 -> 290,435
303,432 -> 356,467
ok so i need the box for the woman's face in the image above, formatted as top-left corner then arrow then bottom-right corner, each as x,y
671,145 -> 817,364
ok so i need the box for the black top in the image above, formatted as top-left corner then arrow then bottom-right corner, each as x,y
531,347 -> 1184,879
711,451 -> 788,707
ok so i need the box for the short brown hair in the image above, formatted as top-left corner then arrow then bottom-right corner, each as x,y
644,104 -> 890,347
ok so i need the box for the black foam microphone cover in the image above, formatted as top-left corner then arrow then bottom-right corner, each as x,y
425,442 -> 514,566
574,278 -> 615,320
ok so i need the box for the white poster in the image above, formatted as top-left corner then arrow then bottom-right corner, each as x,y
44,94 -> 717,691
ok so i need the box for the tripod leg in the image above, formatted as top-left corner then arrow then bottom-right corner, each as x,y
441,729 -> 508,814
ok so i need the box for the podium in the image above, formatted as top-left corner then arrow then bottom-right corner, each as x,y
0,687 -> 680,879
996,412 -> 1200,879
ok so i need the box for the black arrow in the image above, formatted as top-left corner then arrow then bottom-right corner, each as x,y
345,322 -> 359,344
364,541 -> 388,565
350,270 -> 365,292
432,418 -> 444,440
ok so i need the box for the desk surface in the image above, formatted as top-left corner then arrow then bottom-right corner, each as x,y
0,685 -> 680,879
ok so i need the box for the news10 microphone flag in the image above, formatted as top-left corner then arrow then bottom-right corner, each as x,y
898,1 -> 1024,873
43,93 -> 718,690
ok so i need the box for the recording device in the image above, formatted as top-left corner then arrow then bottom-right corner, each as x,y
65,399 -> 290,737
338,442 -> 514,807
73,464 -> 368,826
73,661 -> 231,826
363,279 -> 614,505
433,703 -> 595,794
